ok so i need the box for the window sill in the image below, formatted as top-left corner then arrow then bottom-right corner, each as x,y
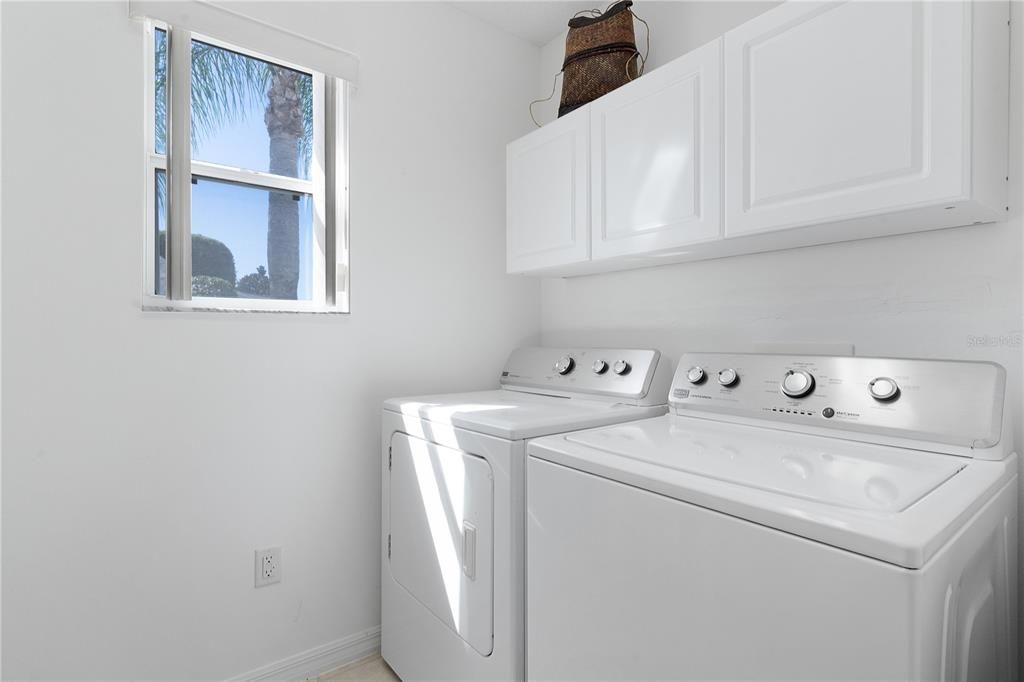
142,296 -> 349,315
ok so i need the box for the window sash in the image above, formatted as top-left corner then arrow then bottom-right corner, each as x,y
143,21 -> 160,299
150,155 -> 316,195
166,24 -> 192,300
143,20 -> 346,312
326,76 -> 350,309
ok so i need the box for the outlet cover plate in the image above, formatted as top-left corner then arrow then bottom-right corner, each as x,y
255,547 -> 281,587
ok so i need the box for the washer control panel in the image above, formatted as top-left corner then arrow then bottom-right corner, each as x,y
669,352 -> 1006,454
501,347 -> 668,403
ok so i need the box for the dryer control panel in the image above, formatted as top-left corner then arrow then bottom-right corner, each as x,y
670,353 -> 1007,457
501,347 -> 671,405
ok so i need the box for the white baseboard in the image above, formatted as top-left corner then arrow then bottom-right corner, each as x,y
227,626 -> 382,682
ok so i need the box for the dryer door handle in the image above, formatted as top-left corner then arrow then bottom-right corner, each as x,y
463,522 -> 477,581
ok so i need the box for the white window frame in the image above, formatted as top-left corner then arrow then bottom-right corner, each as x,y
142,20 -> 350,313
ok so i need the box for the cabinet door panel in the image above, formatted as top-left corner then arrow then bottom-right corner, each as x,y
725,1 -> 967,236
506,110 -> 589,273
592,40 -> 723,260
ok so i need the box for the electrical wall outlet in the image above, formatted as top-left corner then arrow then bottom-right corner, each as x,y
255,547 -> 282,587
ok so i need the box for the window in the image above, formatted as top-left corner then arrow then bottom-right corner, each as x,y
145,23 -> 348,312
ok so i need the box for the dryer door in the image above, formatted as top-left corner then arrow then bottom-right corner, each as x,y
388,432 -> 494,655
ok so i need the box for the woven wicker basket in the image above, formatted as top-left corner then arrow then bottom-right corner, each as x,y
559,1 -> 639,117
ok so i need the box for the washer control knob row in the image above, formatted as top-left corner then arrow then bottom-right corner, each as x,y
613,360 -> 631,376
553,355 -> 575,375
718,368 -> 739,387
869,376 -> 900,401
686,366 -> 706,384
781,369 -> 815,398
592,360 -> 608,375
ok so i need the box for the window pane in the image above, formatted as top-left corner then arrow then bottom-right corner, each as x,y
154,28 -> 167,155
190,40 -> 313,180
191,177 -> 314,300
154,169 -> 167,295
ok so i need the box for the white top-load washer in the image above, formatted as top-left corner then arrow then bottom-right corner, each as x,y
381,347 -> 673,680
527,352 -> 1018,681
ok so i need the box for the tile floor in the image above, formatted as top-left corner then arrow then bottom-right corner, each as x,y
317,654 -> 399,681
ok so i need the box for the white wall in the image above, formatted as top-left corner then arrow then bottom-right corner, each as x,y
536,0 -> 1024,667
0,2 -> 540,678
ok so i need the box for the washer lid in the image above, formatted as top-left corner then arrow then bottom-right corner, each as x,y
383,390 -> 666,441
564,418 -> 965,513
531,415 -> 1016,568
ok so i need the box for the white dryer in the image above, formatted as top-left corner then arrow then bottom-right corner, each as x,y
381,347 -> 672,680
527,352 -> 1018,681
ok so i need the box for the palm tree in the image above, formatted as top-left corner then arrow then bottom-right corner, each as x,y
265,65 -> 308,299
156,33 -> 313,299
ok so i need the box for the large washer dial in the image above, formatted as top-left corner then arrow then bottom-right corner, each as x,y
781,369 -> 815,398
553,355 -> 575,375
686,366 -> 706,384
613,360 -> 631,375
592,360 -> 609,375
718,368 -> 738,387
868,376 -> 900,401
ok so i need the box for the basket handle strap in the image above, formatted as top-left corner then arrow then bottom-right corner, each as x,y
626,8 -> 650,79
572,7 -> 602,20
529,71 -> 563,128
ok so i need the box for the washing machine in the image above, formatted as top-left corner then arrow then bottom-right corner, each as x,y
527,352 -> 1018,681
381,347 -> 673,680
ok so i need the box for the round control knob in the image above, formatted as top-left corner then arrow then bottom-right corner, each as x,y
686,366 -> 706,384
612,360 -> 631,375
868,376 -> 899,401
781,369 -> 815,398
718,368 -> 738,387
553,355 -> 575,375
592,360 -> 609,375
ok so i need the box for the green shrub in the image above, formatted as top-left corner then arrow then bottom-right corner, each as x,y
158,231 -> 237,285
191,234 -> 236,284
191,275 -> 237,298
237,265 -> 271,297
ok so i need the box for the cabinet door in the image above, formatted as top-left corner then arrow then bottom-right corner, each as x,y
591,40 -> 723,260
724,1 -> 967,236
506,109 -> 590,273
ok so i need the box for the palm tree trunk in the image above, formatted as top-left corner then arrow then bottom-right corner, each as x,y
265,66 -> 304,299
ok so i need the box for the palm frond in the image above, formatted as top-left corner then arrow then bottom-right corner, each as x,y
297,74 -> 313,175
190,40 -> 269,145
153,32 -> 312,174
154,29 -> 168,152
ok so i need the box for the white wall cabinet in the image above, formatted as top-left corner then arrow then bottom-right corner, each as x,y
591,39 -> 722,260
506,0 -> 1009,277
724,1 -> 1008,238
506,108 -> 590,273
